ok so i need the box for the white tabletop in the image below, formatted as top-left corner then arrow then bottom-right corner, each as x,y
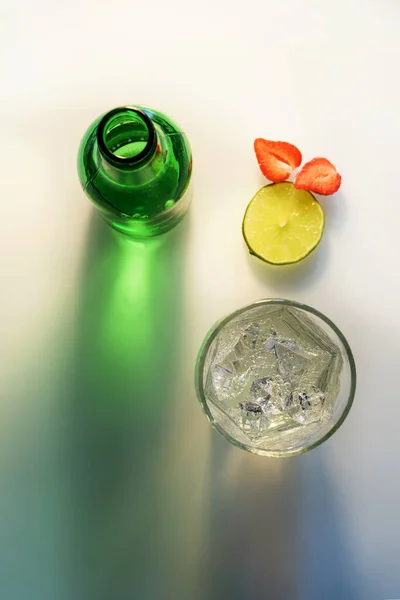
1,1 -> 400,598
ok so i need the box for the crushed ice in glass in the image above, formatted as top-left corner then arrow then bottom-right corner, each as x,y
204,305 -> 343,442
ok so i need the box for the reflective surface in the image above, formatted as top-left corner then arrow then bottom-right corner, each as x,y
2,1 -> 400,599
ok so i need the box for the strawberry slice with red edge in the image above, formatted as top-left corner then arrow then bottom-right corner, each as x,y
294,157 -> 341,195
254,139 -> 302,183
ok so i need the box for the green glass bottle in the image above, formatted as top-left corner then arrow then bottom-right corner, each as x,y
77,106 -> 192,237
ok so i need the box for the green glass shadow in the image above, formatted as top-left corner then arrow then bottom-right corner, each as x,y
69,216 -> 189,595
74,224 -> 186,414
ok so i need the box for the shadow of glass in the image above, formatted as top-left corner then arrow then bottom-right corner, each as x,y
295,449 -> 361,600
203,434 -> 300,599
69,214 -> 189,599
202,436 -> 361,600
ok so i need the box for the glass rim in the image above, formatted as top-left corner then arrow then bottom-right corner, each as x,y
194,298 -> 357,458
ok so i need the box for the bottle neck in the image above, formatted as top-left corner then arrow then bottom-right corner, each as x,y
96,107 -> 164,184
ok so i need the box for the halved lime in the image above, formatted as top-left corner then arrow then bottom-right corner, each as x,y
242,182 -> 324,265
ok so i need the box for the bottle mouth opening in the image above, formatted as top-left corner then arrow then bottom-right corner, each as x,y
97,107 -> 157,167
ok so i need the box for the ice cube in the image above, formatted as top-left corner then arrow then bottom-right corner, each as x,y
287,387 -> 325,425
239,400 -> 263,435
210,352 -> 253,406
212,364 -> 234,395
248,375 -> 290,416
242,322 -> 261,350
264,338 -> 276,350
274,341 -> 310,379
222,327 -> 257,379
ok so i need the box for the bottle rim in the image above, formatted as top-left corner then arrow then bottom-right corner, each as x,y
96,106 -> 157,168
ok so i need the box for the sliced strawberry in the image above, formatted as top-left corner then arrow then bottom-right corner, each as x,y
254,150 -> 291,182
254,138 -> 302,183
294,157 -> 341,195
